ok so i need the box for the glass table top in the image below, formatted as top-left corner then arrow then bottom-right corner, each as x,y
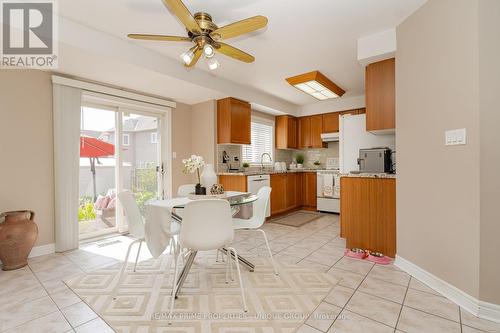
172,193 -> 258,209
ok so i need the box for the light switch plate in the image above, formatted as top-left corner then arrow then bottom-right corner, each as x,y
445,128 -> 467,146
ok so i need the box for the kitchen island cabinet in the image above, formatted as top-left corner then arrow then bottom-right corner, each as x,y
340,176 -> 396,257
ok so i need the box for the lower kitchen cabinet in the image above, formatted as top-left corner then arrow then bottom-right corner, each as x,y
340,177 -> 396,257
302,172 -> 317,209
218,175 -> 247,192
270,174 -> 287,215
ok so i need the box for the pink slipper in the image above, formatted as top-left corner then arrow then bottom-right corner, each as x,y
345,248 -> 367,260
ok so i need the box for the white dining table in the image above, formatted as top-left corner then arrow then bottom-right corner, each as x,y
147,191 -> 258,298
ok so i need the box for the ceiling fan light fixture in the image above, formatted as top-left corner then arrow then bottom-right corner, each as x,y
180,49 -> 195,64
203,44 -> 215,58
286,71 -> 345,101
207,57 -> 220,70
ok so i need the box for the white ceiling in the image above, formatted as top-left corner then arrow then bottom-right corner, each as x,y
58,0 -> 425,108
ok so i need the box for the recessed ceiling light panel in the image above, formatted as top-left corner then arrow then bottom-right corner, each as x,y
286,71 -> 345,101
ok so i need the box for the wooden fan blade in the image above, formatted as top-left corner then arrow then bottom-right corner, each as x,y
210,15 -> 268,41
215,42 -> 255,63
128,34 -> 191,42
185,47 -> 203,67
162,0 -> 201,34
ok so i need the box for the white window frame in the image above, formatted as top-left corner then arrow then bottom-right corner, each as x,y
151,132 -> 158,144
242,115 -> 275,166
123,133 -> 130,146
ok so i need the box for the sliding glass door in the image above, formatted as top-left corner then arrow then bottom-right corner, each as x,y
78,103 -> 166,240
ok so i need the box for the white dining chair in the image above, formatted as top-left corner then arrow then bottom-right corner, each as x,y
144,204 -> 181,266
232,186 -> 278,275
112,190 -> 146,299
177,184 -> 196,197
169,199 -> 247,323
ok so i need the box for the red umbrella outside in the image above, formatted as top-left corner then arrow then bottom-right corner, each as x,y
80,136 -> 115,201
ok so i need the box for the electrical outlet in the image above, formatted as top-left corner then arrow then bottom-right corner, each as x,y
445,128 -> 467,146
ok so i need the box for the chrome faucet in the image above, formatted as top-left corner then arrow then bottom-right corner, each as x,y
260,152 -> 272,172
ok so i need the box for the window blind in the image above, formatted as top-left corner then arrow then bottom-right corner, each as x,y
242,119 -> 274,164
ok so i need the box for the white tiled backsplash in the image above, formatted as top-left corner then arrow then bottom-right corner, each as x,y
275,142 -> 340,168
216,142 -> 339,172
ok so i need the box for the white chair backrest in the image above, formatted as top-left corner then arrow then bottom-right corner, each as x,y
180,199 -> 233,251
117,190 -> 144,239
145,204 -> 172,236
252,186 -> 272,227
177,184 -> 196,197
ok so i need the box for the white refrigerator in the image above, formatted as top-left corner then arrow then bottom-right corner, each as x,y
339,114 -> 395,174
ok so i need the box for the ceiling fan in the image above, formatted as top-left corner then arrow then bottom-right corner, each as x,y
128,0 -> 268,70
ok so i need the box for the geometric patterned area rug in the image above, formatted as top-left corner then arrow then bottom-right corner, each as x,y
65,251 -> 338,332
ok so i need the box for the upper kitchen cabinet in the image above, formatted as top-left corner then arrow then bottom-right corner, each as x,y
217,97 -> 251,144
275,115 -> 298,149
298,115 -> 327,149
365,58 -> 395,133
322,113 -> 339,133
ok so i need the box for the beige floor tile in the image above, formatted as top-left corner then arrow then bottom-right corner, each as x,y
273,253 -> 303,264
368,265 -> 410,287
6,311 -> 72,333
357,276 -> 407,304
327,237 -> 347,249
305,302 -> 342,332
0,295 -> 59,331
408,277 -> 441,296
0,272 -> 48,307
324,285 -> 355,308
296,324 -> 323,333
305,250 -> 344,267
327,268 -> 365,289
296,259 -> 331,272
327,309 -> 394,333
461,325 -> 488,333
30,259 -> 84,283
404,288 -> 459,322
397,306 -> 461,333
74,318 -> 114,333
61,302 -> 98,327
461,309 -> 500,332
51,288 -> 82,309
333,257 -> 374,275
345,291 -> 402,327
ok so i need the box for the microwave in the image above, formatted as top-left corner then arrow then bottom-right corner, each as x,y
357,148 -> 393,173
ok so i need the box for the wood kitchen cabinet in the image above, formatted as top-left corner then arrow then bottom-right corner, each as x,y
322,113 -> 340,133
275,115 -> 298,149
217,97 -> 251,144
365,58 -> 395,133
270,174 -> 287,215
298,116 -> 327,149
340,177 -> 396,257
302,172 -> 317,209
218,175 -> 247,192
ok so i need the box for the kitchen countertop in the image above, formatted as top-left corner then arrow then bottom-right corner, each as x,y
217,169 -> 327,176
340,173 -> 396,179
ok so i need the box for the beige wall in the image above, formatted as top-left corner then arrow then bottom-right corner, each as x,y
0,70 -> 55,246
171,102 -> 195,191
478,0 -> 500,304
191,100 -> 216,166
396,0 -> 481,298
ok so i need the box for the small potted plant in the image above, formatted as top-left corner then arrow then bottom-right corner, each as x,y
295,154 -> 305,169
242,162 -> 250,170
313,160 -> 321,169
182,155 -> 206,195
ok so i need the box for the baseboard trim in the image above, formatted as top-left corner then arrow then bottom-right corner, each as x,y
395,255 -> 500,323
0,243 -> 55,266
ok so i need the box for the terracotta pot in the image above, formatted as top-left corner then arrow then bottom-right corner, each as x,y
0,210 -> 38,271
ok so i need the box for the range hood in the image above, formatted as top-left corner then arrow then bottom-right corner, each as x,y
321,132 -> 340,142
